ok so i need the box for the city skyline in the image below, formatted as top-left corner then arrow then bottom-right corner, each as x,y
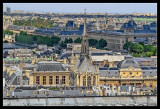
3,3 -> 157,14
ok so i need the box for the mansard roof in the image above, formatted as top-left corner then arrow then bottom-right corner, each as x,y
36,61 -> 66,71
117,55 -> 140,69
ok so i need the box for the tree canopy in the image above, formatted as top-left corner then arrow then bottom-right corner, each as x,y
123,41 -> 157,57
13,17 -> 55,29
74,37 -> 82,43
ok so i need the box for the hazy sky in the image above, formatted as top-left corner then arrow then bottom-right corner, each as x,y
3,3 -> 157,14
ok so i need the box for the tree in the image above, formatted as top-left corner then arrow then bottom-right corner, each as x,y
64,38 -> 69,43
145,52 -> 154,57
89,39 -> 98,47
68,38 -> 73,43
123,41 -> 134,51
51,36 -> 61,44
20,31 -> 27,36
60,41 -> 67,48
74,37 -> 82,43
132,44 -> 144,54
153,47 -> 157,56
3,40 -> 8,43
139,42 -> 144,46
98,39 -> 107,49
144,44 -> 155,52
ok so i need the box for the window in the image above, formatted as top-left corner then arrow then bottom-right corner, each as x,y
56,76 -> 59,84
150,83 -> 152,88
130,72 -> 132,75
43,76 -> 46,85
93,76 -> 96,85
137,72 -> 138,74
49,76 -> 53,85
36,76 -> 40,85
62,76 -> 65,84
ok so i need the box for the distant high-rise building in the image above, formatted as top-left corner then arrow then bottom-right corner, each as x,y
6,6 -> 11,14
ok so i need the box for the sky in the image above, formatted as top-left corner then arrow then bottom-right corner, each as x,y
3,3 -> 157,14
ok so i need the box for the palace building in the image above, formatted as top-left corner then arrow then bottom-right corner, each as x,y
99,55 -> 157,90
31,61 -> 70,86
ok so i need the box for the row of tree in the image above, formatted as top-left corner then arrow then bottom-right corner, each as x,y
60,37 -> 107,49
15,31 -> 61,46
13,17 -> 55,28
15,31 -> 108,49
123,41 -> 157,57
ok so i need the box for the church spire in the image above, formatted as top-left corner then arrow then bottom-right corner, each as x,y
83,8 -> 87,36
80,9 -> 89,62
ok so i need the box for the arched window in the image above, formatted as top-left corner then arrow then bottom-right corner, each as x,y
93,76 -> 96,86
87,76 -> 91,87
83,76 -> 86,86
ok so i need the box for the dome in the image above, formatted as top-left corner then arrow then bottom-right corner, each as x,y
117,55 -> 140,69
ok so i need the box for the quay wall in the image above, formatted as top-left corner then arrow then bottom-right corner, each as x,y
3,96 -> 157,106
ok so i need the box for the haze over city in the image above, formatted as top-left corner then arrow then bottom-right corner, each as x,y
3,3 -> 157,14
3,2 -> 157,106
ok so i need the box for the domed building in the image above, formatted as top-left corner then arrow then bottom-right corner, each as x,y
117,55 -> 140,69
99,55 -> 157,90
117,55 -> 143,86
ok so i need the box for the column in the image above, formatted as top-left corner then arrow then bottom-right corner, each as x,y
91,76 -> 93,86
66,76 -> 69,86
46,75 -> 49,86
40,75 -> 43,85
96,75 -> 98,86
77,74 -> 79,86
86,75 -> 87,86
80,75 -> 83,86
59,76 -> 62,85
97,74 -> 99,85
33,75 -> 36,85
53,76 -> 56,86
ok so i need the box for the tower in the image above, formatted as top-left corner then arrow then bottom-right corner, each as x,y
80,9 -> 89,62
